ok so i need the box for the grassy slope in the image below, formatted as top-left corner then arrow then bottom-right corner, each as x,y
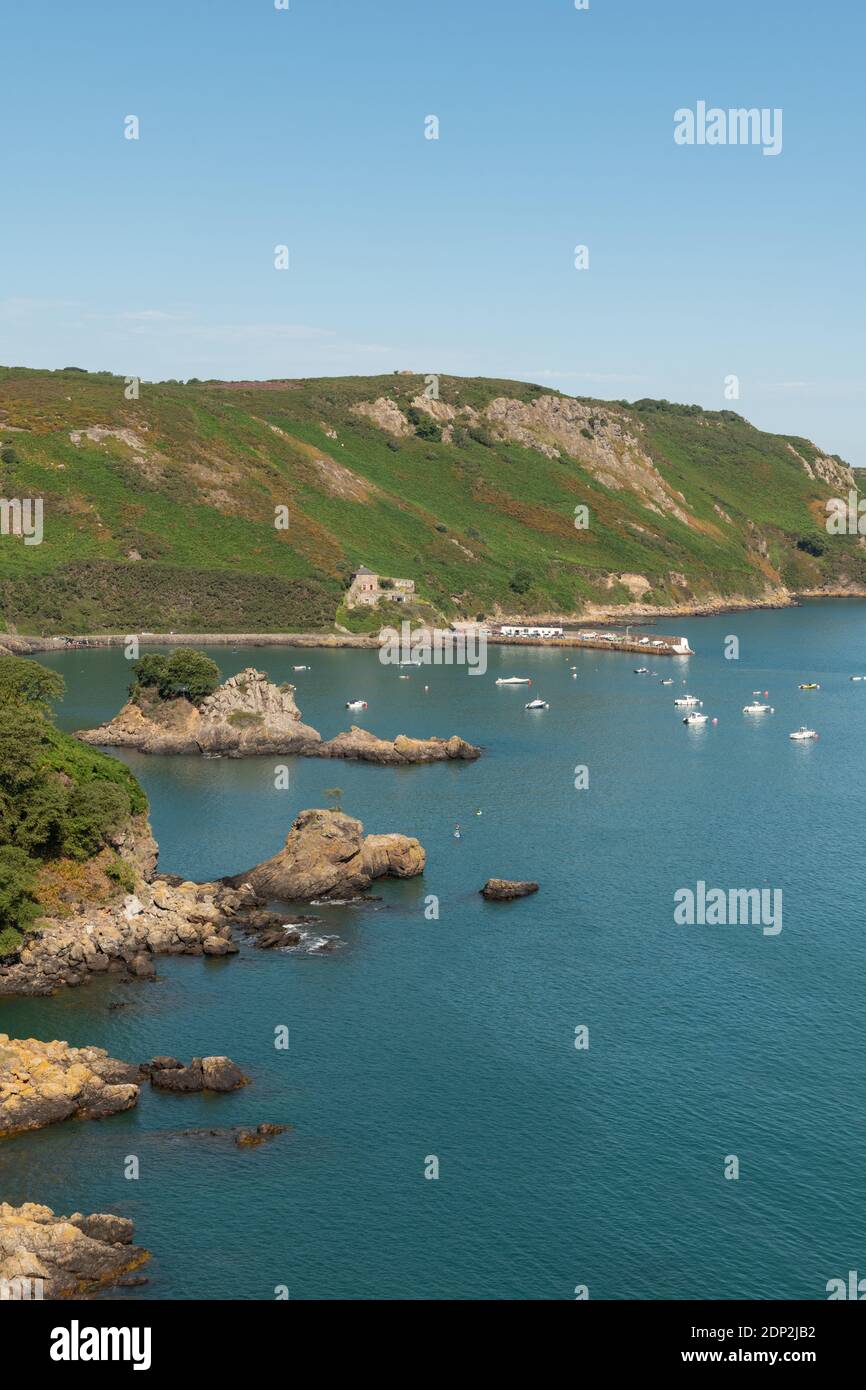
0,367 -> 861,632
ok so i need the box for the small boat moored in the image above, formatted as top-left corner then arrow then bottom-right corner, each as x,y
789,726 -> 819,740
743,702 -> 773,714
525,698 -> 549,710
345,699 -> 368,710
683,711 -> 708,725
496,676 -> 532,685
799,683 -> 820,690
674,695 -> 702,708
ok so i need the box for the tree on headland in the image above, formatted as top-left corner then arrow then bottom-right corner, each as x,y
0,654 -> 64,712
0,654 -> 146,959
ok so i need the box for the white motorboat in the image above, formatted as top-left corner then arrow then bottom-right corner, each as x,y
525,698 -> 549,710
789,726 -> 819,741
345,699 -> 368,710
660,678 -> 674,685
293,665 -> 309,671
743,702 -> 773,714
496,677 -> 532,685
851,676 -> 865,681
633,667 -> 649,674
683,711 -> 708,725
674,695 -> 701,708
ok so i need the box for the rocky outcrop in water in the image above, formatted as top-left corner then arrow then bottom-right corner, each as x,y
0,1203 -> 147,1298
143,1055 -> 249,1093
228,808 -> 425,902
480,879 -> 539,901
0,1036 -> 140,1137
76,668 -> 321,755
75,669 -> 480,763
311,725 -> 480,764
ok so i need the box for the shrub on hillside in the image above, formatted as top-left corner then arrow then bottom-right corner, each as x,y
509,568 -> 533,595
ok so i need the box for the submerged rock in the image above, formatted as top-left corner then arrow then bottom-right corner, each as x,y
480,879 -> 540,901
0,1203 -> 148,1298
0,1035 -> 141,1137
235,1123 -> 288,1148
227,808 -> 425,902
178,1122 -> 289,1147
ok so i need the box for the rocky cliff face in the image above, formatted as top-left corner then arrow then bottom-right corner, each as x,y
0,1203 -> 147,1298
229,808 -> 425,901
0,1036 -> 140,1136
77,668 -> 321,755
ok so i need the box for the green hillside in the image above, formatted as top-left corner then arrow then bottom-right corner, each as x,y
0,366 -> 862,634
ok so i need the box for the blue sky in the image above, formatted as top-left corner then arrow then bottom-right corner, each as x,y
1,0 -> 864,463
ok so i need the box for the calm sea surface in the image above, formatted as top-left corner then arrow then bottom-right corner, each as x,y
2,600 -> 865,1300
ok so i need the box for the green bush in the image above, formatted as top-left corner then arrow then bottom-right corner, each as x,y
0,845 -> 40,943
509,568 -> 533,594
407,407 -> 442,442
106,856 -> 136,892
132,647 -> 220,704
61,782 -> 131,860
0,924 -> 25,959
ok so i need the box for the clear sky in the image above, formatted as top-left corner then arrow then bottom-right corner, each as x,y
1,0 -> 864,463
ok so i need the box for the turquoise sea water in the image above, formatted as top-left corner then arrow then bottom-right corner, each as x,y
2,600 -> 865,1300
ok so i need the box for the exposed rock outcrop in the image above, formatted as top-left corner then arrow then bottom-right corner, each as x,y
484,396 -> 692,524
228,808 -> 425,902
480,879 -> 540,901
0,1036 -> 140,1137
143,1055 -> 249,1093
351,397 -> 413,436
0,1203 -> 147,1298
76,668 -> 321,755
76,669 -> 479,763
310,726 -> 480,764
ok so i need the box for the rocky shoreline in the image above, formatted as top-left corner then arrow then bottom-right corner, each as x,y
0,808 -> 426,996
0,1037 -> 251,1137
0,1203 -> 148,1298
7,587 -> 866,656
